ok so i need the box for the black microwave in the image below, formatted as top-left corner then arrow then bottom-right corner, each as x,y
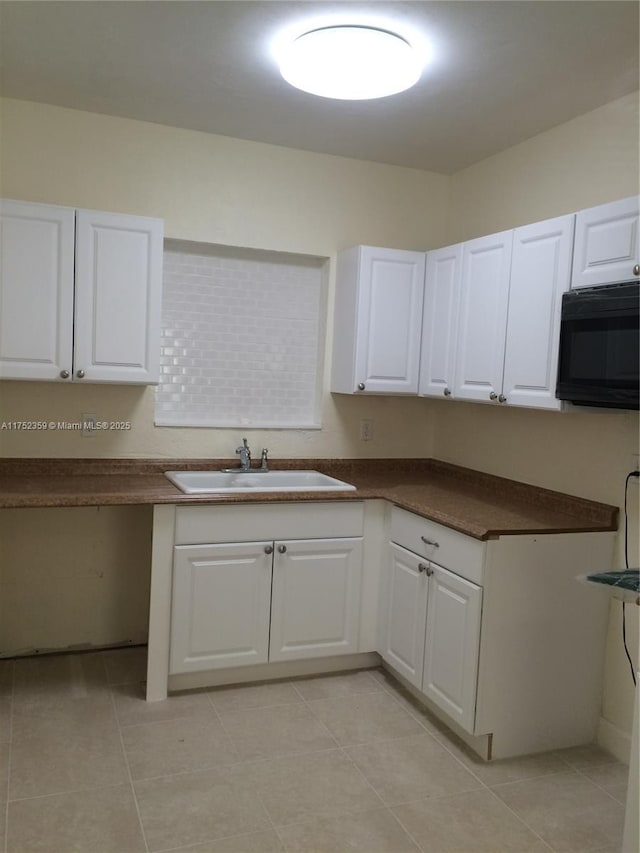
556,281 -> 639,411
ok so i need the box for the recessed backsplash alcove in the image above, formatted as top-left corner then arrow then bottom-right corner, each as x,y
156,240 -> 328,429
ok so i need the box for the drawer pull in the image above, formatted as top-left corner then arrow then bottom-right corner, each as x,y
264,545 -> 274,555
421,536 -> 439,548
418,562 -> 428,573
277,544 -> 287,554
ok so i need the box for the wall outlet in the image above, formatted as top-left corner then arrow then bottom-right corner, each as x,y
360,418 -> 374,441
82,413 -> 96,437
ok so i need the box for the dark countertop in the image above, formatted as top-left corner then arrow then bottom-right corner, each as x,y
0,457 -> 618,541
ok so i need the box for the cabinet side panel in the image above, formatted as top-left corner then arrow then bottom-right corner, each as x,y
330,247 -> 360,393
476,532 -> 615,757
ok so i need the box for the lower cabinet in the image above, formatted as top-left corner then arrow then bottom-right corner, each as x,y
170,541 -> 273,673
382,538 -> 482,733
169,504 -> 364,676
422,563 -> 482,733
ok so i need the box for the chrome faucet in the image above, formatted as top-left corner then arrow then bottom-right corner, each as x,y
222,437 -> 252,472
222,439 -> 269,473
236,437 -> 251,471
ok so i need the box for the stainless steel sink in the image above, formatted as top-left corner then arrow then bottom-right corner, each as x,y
164,469 -> 357,494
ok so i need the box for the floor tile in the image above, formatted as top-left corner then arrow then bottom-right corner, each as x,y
9,705 -> 129,798
208,680 -> 303,713
580,761 -> 629,800
370,669 -> 445,731
346,733 -> 482,806
306,691 -> 424,746
0,743 -> 8,802
122,714 -> 238,779
0,661 -> 13,698
102,646 -> 148,685
393,788 -> 548,852
134,766 -> 271,852
6,784 -> 145,853
492,772 -> 625,852
292,670 -> 384,701
218,702 -> 336,761
112,682 -> 213,727
12,653 -> 111,713
170,829 -> 285,852
240,749 -> 381,827
434,729 -> 571,786
555,744 -> 619,770
0,699 -> 12,744
277,807 -> 421,852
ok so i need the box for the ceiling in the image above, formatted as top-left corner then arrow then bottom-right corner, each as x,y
1,1 -> 638,174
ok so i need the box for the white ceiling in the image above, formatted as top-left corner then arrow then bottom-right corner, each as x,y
1,1 -> 638,174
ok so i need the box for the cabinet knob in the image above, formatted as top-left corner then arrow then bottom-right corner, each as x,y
498,394 -> 507,403
418,562 -> 428,573
421,536 -> 439,548
489,392 -> 498,401
277,544 -> 287,554
59,369 -> 70,379
634,264 -> 640,277
443,387 -> 452,397
357,382 -> 366,391
264,545 -> 274,555
426,565 -> 434,577
76,369 -> 85,379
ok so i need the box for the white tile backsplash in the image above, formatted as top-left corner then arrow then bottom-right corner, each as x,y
156,247 -> 325,428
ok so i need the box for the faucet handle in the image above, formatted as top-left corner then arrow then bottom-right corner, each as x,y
260,448 -> 269,471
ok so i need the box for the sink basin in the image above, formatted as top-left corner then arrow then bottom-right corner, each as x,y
165,469 -> 357,494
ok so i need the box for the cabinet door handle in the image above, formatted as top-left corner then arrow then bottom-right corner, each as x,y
426,565 -> 434,577
357,382 -> 366,391
421,536 -> 439,548
498,394 -> 507,403
264,545 -> 274,555
443,387 -> 452,397
489,392 -> 498,401
277,544 -> 287,554
76,369 -> 85,379
633,264 -> 640,277
418,562 -> 428,573
59,369 -> 70,379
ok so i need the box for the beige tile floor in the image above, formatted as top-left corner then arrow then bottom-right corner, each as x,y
0,648 -> 628,853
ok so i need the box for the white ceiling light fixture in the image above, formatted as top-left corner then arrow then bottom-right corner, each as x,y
278,25 -> 423,100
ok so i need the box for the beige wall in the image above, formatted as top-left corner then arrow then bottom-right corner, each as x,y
0,96 -> 447,460
440,91 -> 640,745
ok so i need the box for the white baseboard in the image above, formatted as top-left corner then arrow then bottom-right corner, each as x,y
597,716 -> 631,765
168,652 -> 381,693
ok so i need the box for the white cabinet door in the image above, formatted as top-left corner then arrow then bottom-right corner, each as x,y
380,543 -> 429,689
269,537 -> 363,662
422,563 -> 482,734
0,200 -> 75,381
419,243 -> 463,399
331,246 -> 425,394
502,215 -> 574,410
170,542 -> 273,674
572,196 -> 639,289
454,230 -> 513,403
74,209 -> 163,384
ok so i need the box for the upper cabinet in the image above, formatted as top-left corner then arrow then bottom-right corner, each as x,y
331,246 -> 425,395
418,243 -> 463,400
572,196 -> 639,289
0,199 -> 163,384
453,230 -> 513,404
502,215 -> 574,410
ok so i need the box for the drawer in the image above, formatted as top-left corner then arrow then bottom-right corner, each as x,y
175,501 -> 364,545
390,506 -> 485,585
